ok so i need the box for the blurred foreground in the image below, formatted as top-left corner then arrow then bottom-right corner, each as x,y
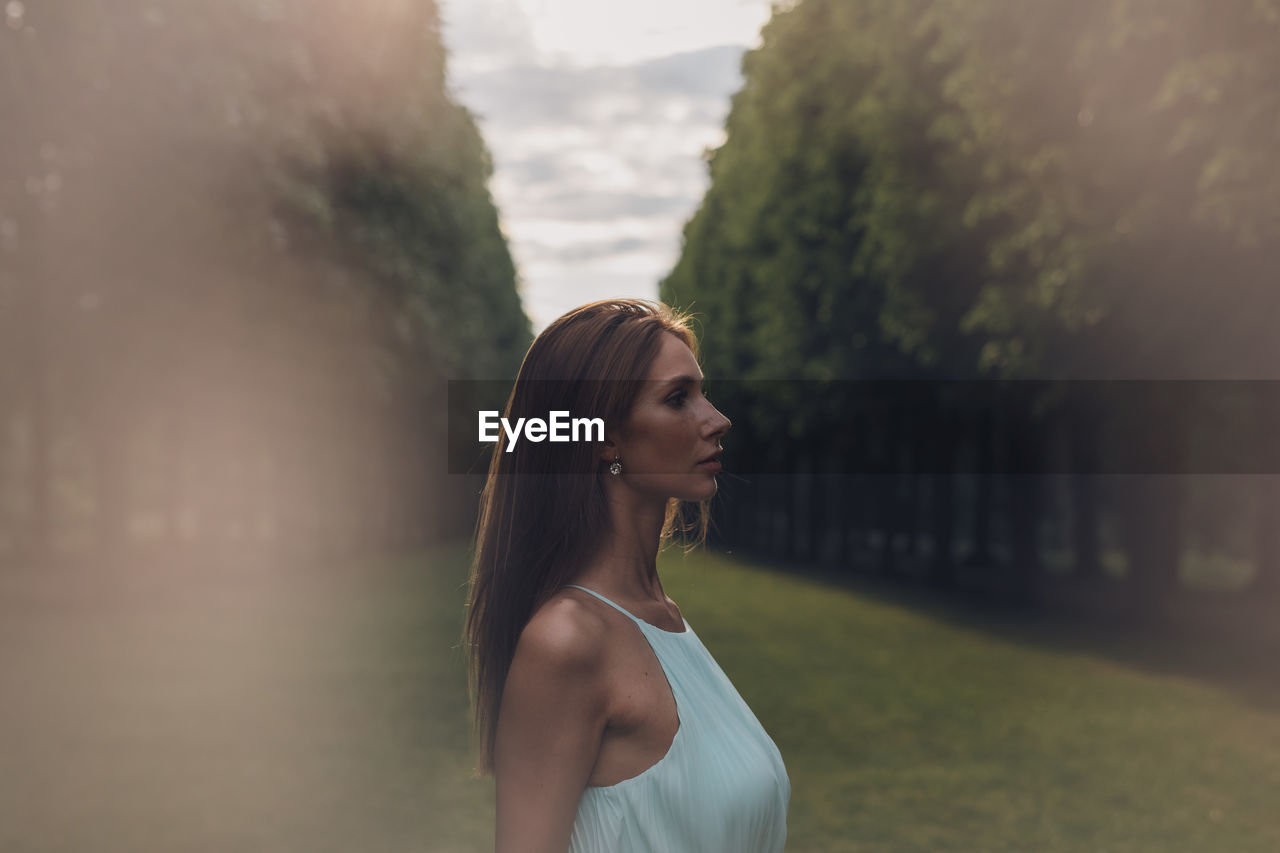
0,548 -> 471,852
4,544 -> 1278,852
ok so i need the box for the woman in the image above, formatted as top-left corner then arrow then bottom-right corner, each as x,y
464,298 -> 790,853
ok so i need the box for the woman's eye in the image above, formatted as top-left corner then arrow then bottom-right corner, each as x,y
667,392 -> 686,407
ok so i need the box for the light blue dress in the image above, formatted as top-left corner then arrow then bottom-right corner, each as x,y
563,584 -> 790,853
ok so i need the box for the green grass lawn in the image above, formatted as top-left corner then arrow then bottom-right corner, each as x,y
668,553 -> 1280,853
3,543 -> 1277,852
422,542 -> 1280,852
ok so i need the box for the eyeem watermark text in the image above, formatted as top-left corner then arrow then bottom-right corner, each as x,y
478,411 -> 604,451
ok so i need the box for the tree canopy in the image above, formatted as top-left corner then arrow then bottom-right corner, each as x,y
1,0 -> 531,556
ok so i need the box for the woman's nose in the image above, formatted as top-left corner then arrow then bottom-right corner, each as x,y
707,405 -> 730,438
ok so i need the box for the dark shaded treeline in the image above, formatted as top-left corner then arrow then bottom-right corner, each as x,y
0,0 -> 531,565
661,0 -> 1280,619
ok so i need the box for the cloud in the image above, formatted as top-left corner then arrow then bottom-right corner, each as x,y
535,191 -> 694,222
449,37 -> 755,331
464,44 -> 744,226
456,44 -> 744,127
440,0 -> 539,76
630,45 -> 746,98
524,235 -> 664,263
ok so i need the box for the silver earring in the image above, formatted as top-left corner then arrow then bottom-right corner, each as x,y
609,453 -> 622,476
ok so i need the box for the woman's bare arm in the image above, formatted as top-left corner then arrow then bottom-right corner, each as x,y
493,601 -> 610,853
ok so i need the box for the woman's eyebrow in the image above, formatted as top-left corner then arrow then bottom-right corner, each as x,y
659,374 -> 705,390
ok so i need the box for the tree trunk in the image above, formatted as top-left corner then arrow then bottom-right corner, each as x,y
846,411 -> 872,567
1068,473 -> 1103,578
873,404 -> 902,576
1005,388 -> 1044,606
906,469 -> 922,559
1252,387 -> 1280,597
765,474 -> 782,557
928,399 -> 960,590
797,454 -> 818,561
967,405 -> 997,571
810,466 -> 830,564
835,472 -> 856,566
1067,384 -> 1104,579
22,367 -> 53,562
781,470 -> 798,560
1117,385 -> 1186,619
1254,475 -> 1280,598
90,408 -> 133,559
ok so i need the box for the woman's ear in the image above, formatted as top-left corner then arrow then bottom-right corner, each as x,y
598,436 -> 619,465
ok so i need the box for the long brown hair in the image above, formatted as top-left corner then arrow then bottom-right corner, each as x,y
462,298 -> 710,775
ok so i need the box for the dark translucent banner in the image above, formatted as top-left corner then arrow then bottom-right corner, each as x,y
447,380 -> 1280,475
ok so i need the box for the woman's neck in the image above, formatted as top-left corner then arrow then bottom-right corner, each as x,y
575,492 -> 668,602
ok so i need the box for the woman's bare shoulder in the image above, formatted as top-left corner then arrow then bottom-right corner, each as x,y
514,589 -> 614,674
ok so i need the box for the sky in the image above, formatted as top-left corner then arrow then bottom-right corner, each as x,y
440,0 -> 777,334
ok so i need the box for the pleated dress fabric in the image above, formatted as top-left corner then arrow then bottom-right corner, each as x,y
562,584 -> 790,853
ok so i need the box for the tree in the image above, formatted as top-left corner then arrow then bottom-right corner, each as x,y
0,0 -> 530,561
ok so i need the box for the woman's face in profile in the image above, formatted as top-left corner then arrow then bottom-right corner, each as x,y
611,332 -> 731,501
